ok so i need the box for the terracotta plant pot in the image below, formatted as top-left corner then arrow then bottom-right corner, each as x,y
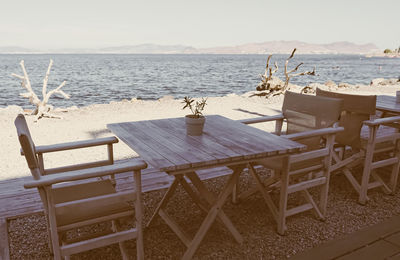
185,115 -> 206,135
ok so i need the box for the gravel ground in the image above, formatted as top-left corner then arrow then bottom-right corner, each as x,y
7,168 -> 400,259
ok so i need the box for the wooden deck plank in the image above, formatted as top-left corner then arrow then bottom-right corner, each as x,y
139,120 -> 220,167
200,117 -> 272,158
152,117 -> 242,160
207,115 -> 305,154
107,123 -> 178,171
118,122 -> 193,170
201,116 -> 303,159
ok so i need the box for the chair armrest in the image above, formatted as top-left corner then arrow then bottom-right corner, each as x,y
237,114 -> 285,125
21,136 -> 119,155
363,116 -> 400,127
24,160 -> 147,189
284,127 -> 344,141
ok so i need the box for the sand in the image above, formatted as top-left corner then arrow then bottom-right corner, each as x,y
1,83 -> 399,181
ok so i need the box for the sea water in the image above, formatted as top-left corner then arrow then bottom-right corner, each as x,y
0,54 -> 399,108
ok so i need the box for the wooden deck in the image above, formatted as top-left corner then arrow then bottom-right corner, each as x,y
0,163 -> 236,219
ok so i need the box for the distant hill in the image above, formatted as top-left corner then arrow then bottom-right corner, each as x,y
196,41 -> 380,54
0,41 -> 380,54
98,44 -> 197,54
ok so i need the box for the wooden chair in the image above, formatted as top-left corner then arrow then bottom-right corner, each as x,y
239,91 -> 344,234
316,88 -> 400,205
15,114 -> 147,260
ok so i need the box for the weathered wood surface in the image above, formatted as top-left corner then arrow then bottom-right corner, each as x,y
107,115 -> 306,173
0,165 -> 233,219
377,95 -> 400,114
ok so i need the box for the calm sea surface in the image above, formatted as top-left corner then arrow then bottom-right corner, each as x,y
0,54 -> 399,108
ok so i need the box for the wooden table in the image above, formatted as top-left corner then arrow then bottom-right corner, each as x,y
108,115 -> 305,259
377,95 -> 400,114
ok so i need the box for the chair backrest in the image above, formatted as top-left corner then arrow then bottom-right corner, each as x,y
282,91 -> 343,149
14,114 -> 40,179
316,88 -> 376,148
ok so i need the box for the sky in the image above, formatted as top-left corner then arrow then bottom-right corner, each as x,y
0,0 -> 399,50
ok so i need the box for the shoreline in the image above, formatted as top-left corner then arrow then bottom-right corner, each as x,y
1,78 -> 400,112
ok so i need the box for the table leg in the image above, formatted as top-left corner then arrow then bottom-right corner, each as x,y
185,165 -> 245,243
247,163 -> 278,222
147,166 -> 244,259
231,165 -> 241,204
178,176 -> 209,212
182,168 -> 242,260
147,177 -> 180,227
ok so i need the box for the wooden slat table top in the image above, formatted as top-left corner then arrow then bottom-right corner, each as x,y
107,115 -> 305,172
377,95 -> 400,114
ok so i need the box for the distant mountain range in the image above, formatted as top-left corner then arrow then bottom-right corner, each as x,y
0,41 -> 380,54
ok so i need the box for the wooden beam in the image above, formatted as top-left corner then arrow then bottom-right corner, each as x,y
55,190 -> 136,217
285,203 -> 313,217
238,114 -> 284,125
60,228 -> 137,257
34,136 -> 118,154
24,160 -> 147,188
288,177 -> 326,194
371,158 -> 398,170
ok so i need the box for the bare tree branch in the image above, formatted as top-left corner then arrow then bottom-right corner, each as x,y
12,59 -> 69,122
42,59 -> 53,100
256,54 -> 280,92
284,49 -> 315,90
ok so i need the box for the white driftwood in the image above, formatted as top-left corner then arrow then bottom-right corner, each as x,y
11,59 -> 69,121
256,55 -> 279,92
283,48 -> 315,91
253,48 -> 315,98
253,55 -> 283,98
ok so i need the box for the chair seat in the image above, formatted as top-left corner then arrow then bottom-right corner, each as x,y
53,179 -> 132,227
360,125 -> 398,150
255,156 -> 323,173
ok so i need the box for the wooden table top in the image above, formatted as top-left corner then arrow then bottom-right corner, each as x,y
107,115 -> 305,172
377,95 -> 400,114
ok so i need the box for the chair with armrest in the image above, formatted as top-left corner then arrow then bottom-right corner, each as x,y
15,114 -> 147,260
316,88 -> 400,205
239,91 -> 343,235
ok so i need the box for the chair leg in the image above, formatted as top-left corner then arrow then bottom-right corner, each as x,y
390,163 -> 400,193
44,214 -> 54,255
112,220 -> 129,260
359,146 -> 375,205
319,180 -> 329,217
277,157 -> 290,235
231,165 -> 243,204
134,170 -> 144,260
45,188 -> 62,260
277,180 -> 288,235
389,143 -> 400,193
320,166 -> 333,217
61,238 -> 70,260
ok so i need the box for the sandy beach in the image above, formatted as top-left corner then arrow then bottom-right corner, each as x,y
1,82 -> 400,181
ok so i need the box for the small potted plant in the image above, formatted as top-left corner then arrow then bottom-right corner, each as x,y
182,96 -> 207,135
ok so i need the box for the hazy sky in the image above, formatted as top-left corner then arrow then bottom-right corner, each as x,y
0,0 -> 399,50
